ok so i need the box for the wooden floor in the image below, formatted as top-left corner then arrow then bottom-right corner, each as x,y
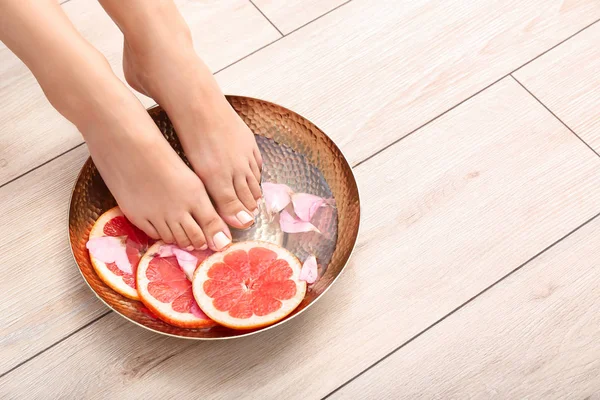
1,1 -> 600,398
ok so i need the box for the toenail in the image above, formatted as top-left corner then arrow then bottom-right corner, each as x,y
213,232 -> 231,250
236,210 -> 254,225
200,244 -> 208,250
185,245 -> 194,251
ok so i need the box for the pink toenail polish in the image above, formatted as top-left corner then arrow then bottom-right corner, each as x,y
236,210 -> 254,225
200,244 -> 208,250
185,245 -> 194,251
213,232 -> 231,250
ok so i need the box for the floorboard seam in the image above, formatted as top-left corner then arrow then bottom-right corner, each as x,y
511,75 -> 600,159
248,0 -> 284,37
284,0 -> 353,37
0,142 -> 86,190
0,311 -> 112,379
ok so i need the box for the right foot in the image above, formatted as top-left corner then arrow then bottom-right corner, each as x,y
122,26 -> 263,232
45,51 -> 234,251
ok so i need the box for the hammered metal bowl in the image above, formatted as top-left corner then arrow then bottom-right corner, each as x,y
69,96 -> 360,339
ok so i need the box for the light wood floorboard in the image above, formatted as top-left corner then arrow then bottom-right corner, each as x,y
332,215 -> 600,399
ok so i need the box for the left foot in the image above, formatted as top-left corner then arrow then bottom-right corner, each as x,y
123,31 -> 263,231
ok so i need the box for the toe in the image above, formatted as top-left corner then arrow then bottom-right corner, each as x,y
204,180 -> 255,229
253,147 -> 263,172
153,220 -> 175,244
169,221 -> 191,249
250,157 -> 261,183
135,219 -> 160,240
247,174 -> 262,201
234,175 -> 258,213
121,211 -> 160,241
192,205 -> 232,251
181,214 -> 207,250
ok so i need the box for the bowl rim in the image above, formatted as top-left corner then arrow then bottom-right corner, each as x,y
68,95 -> 361,340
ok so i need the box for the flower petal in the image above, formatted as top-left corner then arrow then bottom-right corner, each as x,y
158,245 -> 198,281
87,236 -> 132,274
157,244 -> 176,258
299,255 -> 318,284
86,236 -> 124,260
190,301 -> 210,320
291,193 -> 327,221
115,252 -> 133,275
279,210 -> 321,234
262,182 -> 292,214
172,248 -> 198,281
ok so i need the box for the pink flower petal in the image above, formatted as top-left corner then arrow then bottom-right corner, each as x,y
157,245 -> 198,281
86,236 -> 123,259
172,248 -> 198,281
279,210 -> 321,234
114,255 -> 133,275
291,193 -> 328,222
157,244 -> 176,258
86,236 -> 132,274
190,301 -> 210,320
300,255 -> 318,284
262,182 -> 292,214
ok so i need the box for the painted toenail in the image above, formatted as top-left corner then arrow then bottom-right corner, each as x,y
200,244 -> 208,250
213,232 -> 231,250
185,245 -> 194,251
236,210 -> 254,225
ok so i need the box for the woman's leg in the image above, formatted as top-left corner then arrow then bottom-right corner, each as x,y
98,0 -> 263,230
0,0 -> 235,251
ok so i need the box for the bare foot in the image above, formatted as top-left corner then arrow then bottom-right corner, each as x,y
123,34 -> 263,231
47,53 -> 234,251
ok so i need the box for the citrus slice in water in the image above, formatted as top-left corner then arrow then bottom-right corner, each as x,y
87,207 -> 149,300
137,241 -> 217,328
192,241 -> 306,330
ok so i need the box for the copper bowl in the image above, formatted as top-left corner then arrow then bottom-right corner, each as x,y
68,96 -> 360,339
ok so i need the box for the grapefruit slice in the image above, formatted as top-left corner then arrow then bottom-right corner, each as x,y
192,241 -> 307,330
137,241 -> 217,328
88,207 -> 150,300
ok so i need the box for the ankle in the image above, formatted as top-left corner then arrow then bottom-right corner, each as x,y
38,51 -> 127,124
125,41 -> 227,118
43,64 -> 141,140
122,27 -> 197,97
122,8 -> 194,61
